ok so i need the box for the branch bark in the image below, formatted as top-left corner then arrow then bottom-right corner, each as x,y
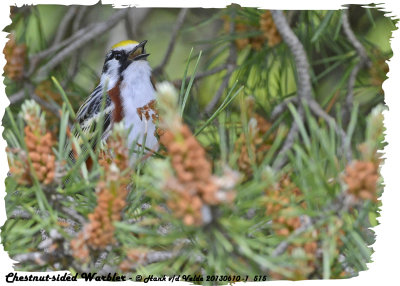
271,10 -> 352,169
8,89 -> 26,105
35,9 -> 128,80
153,8 -> 189,76
271,96 -> 297,119
271,10 -> 311,169
27,23 -> 95,76
341,9 -> 371,125
271,10 -> 312,102
52,6 -> 79,45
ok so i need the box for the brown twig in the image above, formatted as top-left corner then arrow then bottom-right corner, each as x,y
35,8 -> 128,80
272,98 -> 352,169
153,8 -> 189,76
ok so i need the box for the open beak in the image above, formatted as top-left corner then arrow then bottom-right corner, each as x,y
128,40 -> 150,61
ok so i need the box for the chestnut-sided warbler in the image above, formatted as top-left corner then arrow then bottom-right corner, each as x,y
72,40 -> 159,166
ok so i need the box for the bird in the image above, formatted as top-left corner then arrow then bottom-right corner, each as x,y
70,40 -> 159,169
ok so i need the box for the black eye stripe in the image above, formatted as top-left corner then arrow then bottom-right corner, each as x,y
115,53 -> 122,60
105,51 -> 126,62
102,49 -> 131,74
114,51 -> 125,60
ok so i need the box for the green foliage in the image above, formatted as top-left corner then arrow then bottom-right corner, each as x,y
1,4 -> 393,282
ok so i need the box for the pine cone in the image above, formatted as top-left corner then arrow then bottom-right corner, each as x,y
71,124 -> 131,259
3,34 -> 26,81
8,100 -> 57,185
343,160 -> 379,201
157,82 -> 237,226
235,112 -> 275,177
25,126 -> 56,185
161,126 -> 218,226
259,10 -> 282,47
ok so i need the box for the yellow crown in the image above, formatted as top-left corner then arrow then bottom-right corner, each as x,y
111,40 -> 139,49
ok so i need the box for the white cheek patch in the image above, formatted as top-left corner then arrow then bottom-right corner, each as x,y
100,59 -> 121,90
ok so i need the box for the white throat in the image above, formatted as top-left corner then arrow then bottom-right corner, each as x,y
100,61 -> 120,91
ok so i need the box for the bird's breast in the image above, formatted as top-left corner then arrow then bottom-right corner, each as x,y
119,71 -> 158,152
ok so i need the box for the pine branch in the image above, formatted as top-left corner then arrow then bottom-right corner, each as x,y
27,23 -> 95,76
271,10 -> 353,168
271,11 -> 312,102
52,6 -> 79,45
271,10 -> 310,169
35,9 -> 128,80
341,9 -> 371,125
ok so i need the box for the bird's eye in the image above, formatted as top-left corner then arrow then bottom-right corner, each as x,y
114,53 -> 122,60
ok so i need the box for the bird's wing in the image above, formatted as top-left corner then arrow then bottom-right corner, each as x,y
69,84 -> 114,163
